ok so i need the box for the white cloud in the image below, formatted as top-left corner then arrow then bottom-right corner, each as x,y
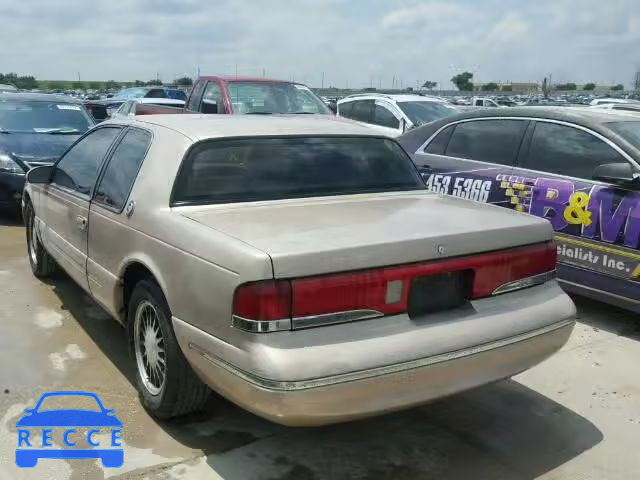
0,0 -> 638,88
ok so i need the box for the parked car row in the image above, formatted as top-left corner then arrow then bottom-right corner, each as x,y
6,79 -> 639,428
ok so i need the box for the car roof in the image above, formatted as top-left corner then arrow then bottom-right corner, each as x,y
339,94 -> 445,104
199,76 -> 303,84
428,106 -> 640,127
398,106 -> 640,160
0,92 -> 83,103
123,114 -> 387,140
134,98 -> 185,105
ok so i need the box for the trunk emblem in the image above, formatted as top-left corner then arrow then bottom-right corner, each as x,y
437,245 -> 446,256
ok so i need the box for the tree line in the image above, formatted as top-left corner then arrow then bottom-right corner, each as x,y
0,73 -> 193,91
420,72 -> 627,92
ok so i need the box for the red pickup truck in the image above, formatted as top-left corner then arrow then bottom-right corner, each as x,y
137,76 -> 331,116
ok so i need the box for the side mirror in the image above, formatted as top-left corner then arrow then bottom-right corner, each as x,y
592,163 -> 639,186
26,165 -> 53,184
23,409 -> 34,414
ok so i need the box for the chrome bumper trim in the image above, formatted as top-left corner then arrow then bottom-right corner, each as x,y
291,309 -> 383,330
231,315 -> 291,333
189,318 -> 574,392
492,270 -> 556,296
232,309 -> 384,333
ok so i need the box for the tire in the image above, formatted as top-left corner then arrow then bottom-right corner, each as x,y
128,279 -> 210,418
24,201 -> 57,278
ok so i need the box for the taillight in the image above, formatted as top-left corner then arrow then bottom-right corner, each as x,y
233,280 -> 291,320
232,242 -> 556,332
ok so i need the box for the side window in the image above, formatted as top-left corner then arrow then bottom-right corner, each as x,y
94,128 -> 151,211
115,103 -> 128,115
185,81 -> 206,112
52,127 -> 121,196
372,103 -> 400,129
445,119 -> 527,166
338,101 -> 354,119
424,125 -> 455,154
200,82 -> 225,114
523,122 -> 628,179
350,100 -> 374,123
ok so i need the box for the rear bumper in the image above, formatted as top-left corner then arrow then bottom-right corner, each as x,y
174,291 -> 575,426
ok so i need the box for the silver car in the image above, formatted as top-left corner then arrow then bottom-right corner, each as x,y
23,115 -> 575,426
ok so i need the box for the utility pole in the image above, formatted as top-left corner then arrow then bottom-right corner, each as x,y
77,72 -> 81,82
263,67 -> 266,78
321,71 -> 324,89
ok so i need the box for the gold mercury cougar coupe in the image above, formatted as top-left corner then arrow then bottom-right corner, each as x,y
23,114 -> 575,426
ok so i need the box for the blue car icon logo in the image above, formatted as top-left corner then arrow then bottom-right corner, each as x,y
16,391 -> 124,468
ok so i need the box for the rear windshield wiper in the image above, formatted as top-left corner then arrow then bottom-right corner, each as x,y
0,128 -> 10,134
244,112 -> 273,115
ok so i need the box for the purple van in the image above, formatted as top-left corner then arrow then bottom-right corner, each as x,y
399,107 -> 640,312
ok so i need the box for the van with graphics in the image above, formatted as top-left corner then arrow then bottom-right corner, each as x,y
399,107 -> 640,312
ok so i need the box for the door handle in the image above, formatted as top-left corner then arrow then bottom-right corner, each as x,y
76,215 -> 88,232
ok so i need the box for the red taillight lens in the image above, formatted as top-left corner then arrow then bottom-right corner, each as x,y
232,242 -> 556,331
292,271 -> 406,317
233,280 -> 291,320
472,241 -> 556,297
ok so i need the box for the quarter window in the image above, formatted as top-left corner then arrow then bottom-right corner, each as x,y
424,125 -> 455,154
350,100 -> 374,123
338,101 -> 354,119
185,81 -> 206,112
524,122 -> 628,179
94,129 -> 151,211
372,104 -> 400,129
201,82 -> 225,114
445,119 -> 527,166
52,127 -> 121,196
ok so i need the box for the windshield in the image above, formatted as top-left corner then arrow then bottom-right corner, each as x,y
114,88 -> 151,100
173,136 -> 423,205
397,101 -> 459,126
0,100 -> 93,133
226,82 -> 330,114
607,121 -> 640,150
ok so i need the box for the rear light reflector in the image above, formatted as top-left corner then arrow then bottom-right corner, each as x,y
232,241 -> 556,332
233,280 -> 291,321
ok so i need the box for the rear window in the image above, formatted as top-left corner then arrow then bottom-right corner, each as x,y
172,136 -> 424,205
607,121 -> 640,150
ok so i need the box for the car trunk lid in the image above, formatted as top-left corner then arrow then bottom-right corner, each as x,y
179,191 -> 552,278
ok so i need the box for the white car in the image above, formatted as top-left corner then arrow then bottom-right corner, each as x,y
589,98 -> 639,107
110,98 -> 185,119
337,94 -> 459,137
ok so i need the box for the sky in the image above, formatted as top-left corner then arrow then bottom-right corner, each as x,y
0,0 -> 639,88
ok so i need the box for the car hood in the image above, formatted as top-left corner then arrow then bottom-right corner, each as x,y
0,132 -> 81,166
180,191 -> 553,278
16,409 -> 123,427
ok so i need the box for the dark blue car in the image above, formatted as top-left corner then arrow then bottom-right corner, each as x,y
16,391 -> 123,468
0,93 -> 94,213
